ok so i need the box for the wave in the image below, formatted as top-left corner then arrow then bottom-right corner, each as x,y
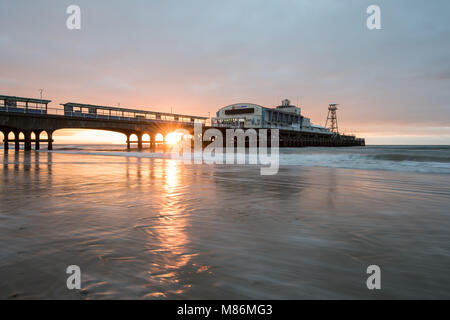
3,145 -> 450,174
371,153 -> 450,163
280,151 -> 450,174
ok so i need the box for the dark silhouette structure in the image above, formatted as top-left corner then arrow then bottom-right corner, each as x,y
325,103 -> 339,134
1,95 -> 364,151
0,95 -> 207,151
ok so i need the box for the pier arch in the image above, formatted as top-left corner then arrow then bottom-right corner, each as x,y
155,133 -> 164,143
0,130 -> 11,151
52,129 -> 126,145
37,131 -> 43,138
129,133 -> 138,142
0,131 -> 4,150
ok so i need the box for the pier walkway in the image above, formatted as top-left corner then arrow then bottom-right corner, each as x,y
0,95 -> 207,150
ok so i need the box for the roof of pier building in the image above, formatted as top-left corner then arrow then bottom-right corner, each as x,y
0,95 -> 52,104
62,102 -> 207,119
216,100 -> 302,117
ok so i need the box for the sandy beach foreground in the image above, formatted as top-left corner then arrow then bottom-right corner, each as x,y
1,147 -> 449,299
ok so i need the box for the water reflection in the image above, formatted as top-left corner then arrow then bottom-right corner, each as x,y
2,150 -> 450,299
2,151 -> 53,189
143,160 -> 197,298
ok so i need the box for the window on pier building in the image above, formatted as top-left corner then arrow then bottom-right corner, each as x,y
15,101 -> 27,108
96,109 -> 106,116
162,115 -> 175,121
224,108 -> 255,115
4,99 -> 17,107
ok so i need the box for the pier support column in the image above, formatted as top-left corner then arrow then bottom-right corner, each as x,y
150,134 -> 156,149
2,131 -> 8,152
34,130 -> 41,150
126,134 -> 131,150
137,134 -> 143,150
47,131 -> 53,151
14,131 -> 20,151
24,131 -> 32,151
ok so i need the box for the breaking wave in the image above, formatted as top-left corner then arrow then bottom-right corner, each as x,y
7,144 -> 450,174
280,146 -> 450,174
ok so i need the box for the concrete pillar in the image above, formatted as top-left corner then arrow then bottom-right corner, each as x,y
2,131 -> 8,151
126,134 -> 131,150
34,131 -> 41,150
15,132 -> 20,151
137,134 -> 143,150
150,134 -> 156,149
24,131 -> 32,151
47,131 -> 53,151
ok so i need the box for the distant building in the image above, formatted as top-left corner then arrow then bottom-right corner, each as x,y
212,99 -> 331,134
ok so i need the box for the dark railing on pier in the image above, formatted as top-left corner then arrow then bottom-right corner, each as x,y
0,95 -> 51,115
60,102 -> 207,124
0,96 -> 207,124
0,94 -> 208,151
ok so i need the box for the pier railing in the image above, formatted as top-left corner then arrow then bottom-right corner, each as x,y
0,105 -> 206,125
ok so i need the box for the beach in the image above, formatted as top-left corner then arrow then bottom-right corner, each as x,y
1,146 -> 449,299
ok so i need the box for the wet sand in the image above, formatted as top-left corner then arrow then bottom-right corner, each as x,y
1,150 -> 450,299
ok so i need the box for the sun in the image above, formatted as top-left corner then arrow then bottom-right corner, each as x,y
165,132 -> 183,145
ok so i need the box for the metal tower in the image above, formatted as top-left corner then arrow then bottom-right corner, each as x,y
325,103 -> 339,134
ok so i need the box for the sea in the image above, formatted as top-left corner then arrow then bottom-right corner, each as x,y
0,145 -> 449,299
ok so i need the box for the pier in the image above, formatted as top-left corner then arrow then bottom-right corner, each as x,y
1,95 -> 364,151
0,95 -> 207,151
203,127 -> 365,148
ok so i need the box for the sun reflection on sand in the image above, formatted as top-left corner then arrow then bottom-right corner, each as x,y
143,160 -> 198,298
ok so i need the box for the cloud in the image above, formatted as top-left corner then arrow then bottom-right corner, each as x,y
93,77 -> 134,91
0,0 -> 449,144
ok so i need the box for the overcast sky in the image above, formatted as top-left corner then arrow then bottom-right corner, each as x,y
0,0 -> 449,144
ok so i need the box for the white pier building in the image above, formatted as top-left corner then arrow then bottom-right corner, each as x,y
212,99 -> 331,134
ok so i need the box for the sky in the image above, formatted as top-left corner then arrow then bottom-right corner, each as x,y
0,0 -> 449,144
